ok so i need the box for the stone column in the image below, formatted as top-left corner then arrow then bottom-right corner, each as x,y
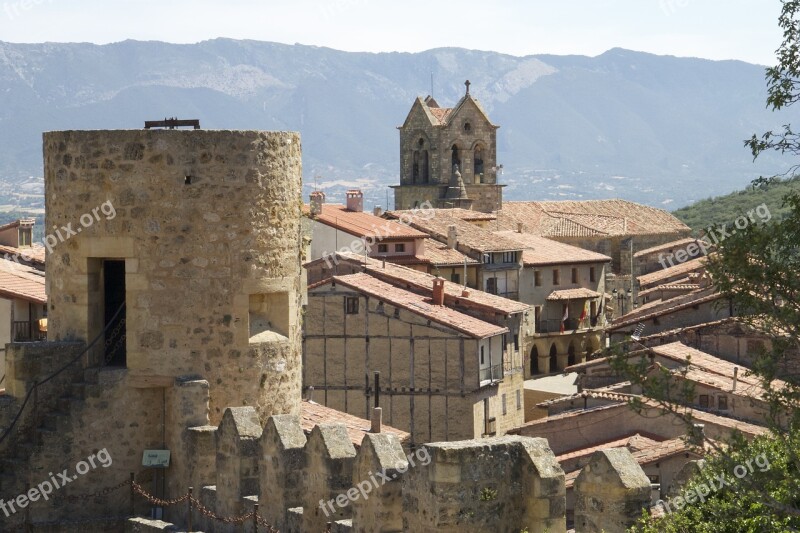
574,448 -> 651,533
259,414 -> 307,531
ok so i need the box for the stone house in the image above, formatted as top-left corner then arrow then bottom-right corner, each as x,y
607,287 -> 733,342
634,236 -> 708,277
494,229 -> 611,376
386,209 -> 524,300
392,81 -> 504,213
304,272 -> 526,443
0,261 -> 47,384
304,189 -> 430,264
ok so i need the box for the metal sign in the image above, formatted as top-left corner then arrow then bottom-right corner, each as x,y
142,450 -> 171,468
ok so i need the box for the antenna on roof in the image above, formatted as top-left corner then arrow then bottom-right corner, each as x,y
631,323 -> 646,341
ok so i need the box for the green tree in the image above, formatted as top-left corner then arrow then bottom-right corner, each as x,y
620,1 -> 800,529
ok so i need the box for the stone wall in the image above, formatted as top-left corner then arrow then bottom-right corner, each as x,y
43,129 -> 303,424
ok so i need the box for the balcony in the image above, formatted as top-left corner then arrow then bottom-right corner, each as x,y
13,321 -> 45,342
536,318 -> 595,334
479,363 -> 504,384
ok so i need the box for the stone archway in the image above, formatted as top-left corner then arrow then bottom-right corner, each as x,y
567,341 -> 576,367
549,344 -> 558,373
531,345 -> 540,375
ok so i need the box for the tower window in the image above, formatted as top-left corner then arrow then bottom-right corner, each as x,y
464,122 -> 471,132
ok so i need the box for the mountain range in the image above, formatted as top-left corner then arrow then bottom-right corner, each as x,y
0,39 -> 798,211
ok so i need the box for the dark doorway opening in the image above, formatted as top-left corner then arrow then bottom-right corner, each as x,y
549,344 -> 557,373
531,346 -> 540,375
567,342 -> 576,367
104,260 -> 126,366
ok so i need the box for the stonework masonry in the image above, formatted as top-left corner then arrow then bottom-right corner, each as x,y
43,129 -> 303,423
0,129 -> 304,529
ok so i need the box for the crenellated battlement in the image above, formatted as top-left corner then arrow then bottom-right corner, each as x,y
124,404 -> 655,533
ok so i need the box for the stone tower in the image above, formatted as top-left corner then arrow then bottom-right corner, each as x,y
392,80 -> 504,213
43,129 -> 303,423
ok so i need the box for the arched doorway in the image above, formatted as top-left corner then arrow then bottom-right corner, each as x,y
567,342 -> 576,367
531,345 -> 540,375
549,344 -> 558,373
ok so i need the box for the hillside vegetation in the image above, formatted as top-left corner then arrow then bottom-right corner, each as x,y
672,175 -> 800,231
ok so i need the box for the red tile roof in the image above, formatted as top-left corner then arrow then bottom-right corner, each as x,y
387,210 -> 523,254
494,231 -> 611,266
634,238 -> 706,259
557,433 -> 665,462
428,107 -> 453,124
314,273 -> 509,339
304,252 -> 529,315
637,257 -> 706,288
547,288 -> 602,301
493,200 -> 691,238
0,260 -> 46,303
608,288 -> 723,331
300,400 -> 410,447
0,244 -> 45,266
422,241 -> 480,266
307,204 -> 428,240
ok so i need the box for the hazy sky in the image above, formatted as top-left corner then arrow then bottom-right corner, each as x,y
0,0 -> 785,65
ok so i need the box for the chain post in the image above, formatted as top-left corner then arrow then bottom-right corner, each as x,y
253,503 -> 259,532
129,472 -> 135,517
187,487 -> 193,532
30,380 -> 38,444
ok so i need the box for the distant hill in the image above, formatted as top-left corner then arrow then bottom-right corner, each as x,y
672,176 -> 800,232
0,39 -> 798,210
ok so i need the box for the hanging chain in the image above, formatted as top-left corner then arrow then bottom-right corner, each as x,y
60,477 -> 132,502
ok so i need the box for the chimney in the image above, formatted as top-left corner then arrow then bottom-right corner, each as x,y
373,205 -> 383,217
733,367 -> 738,392
517,222 -> 524,233
690,423 -> 705,446
309,191 -> 326,216
461,288 -> 470,298
447,225 -> 458,249
370,407 -> 383,433
346,189 -> 364,212
432,278 -> 445,306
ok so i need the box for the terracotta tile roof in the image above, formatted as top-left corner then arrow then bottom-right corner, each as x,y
564,437 -> 700,489
428,106 -> 453,124
493,200 -> 690,237
547,288 -> 602,301
0,244 -> 45,266
422,241 -> 480,266
315,273 -> 509,339
493,231 -> 611,266
637,257 -> 706,288
648,342 -> 782,399
608,288 -> 723,331
307,204 -> 428,240
304,252 -> 529,315
0,260 -> 47,303
513,399 -> 767,438
300,400 -> 410,447
634,238 -> 706,258
387,210 -> 522,254
556,433 -> 665,462
637,317 -> 744,341
536,388 -> 637,408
